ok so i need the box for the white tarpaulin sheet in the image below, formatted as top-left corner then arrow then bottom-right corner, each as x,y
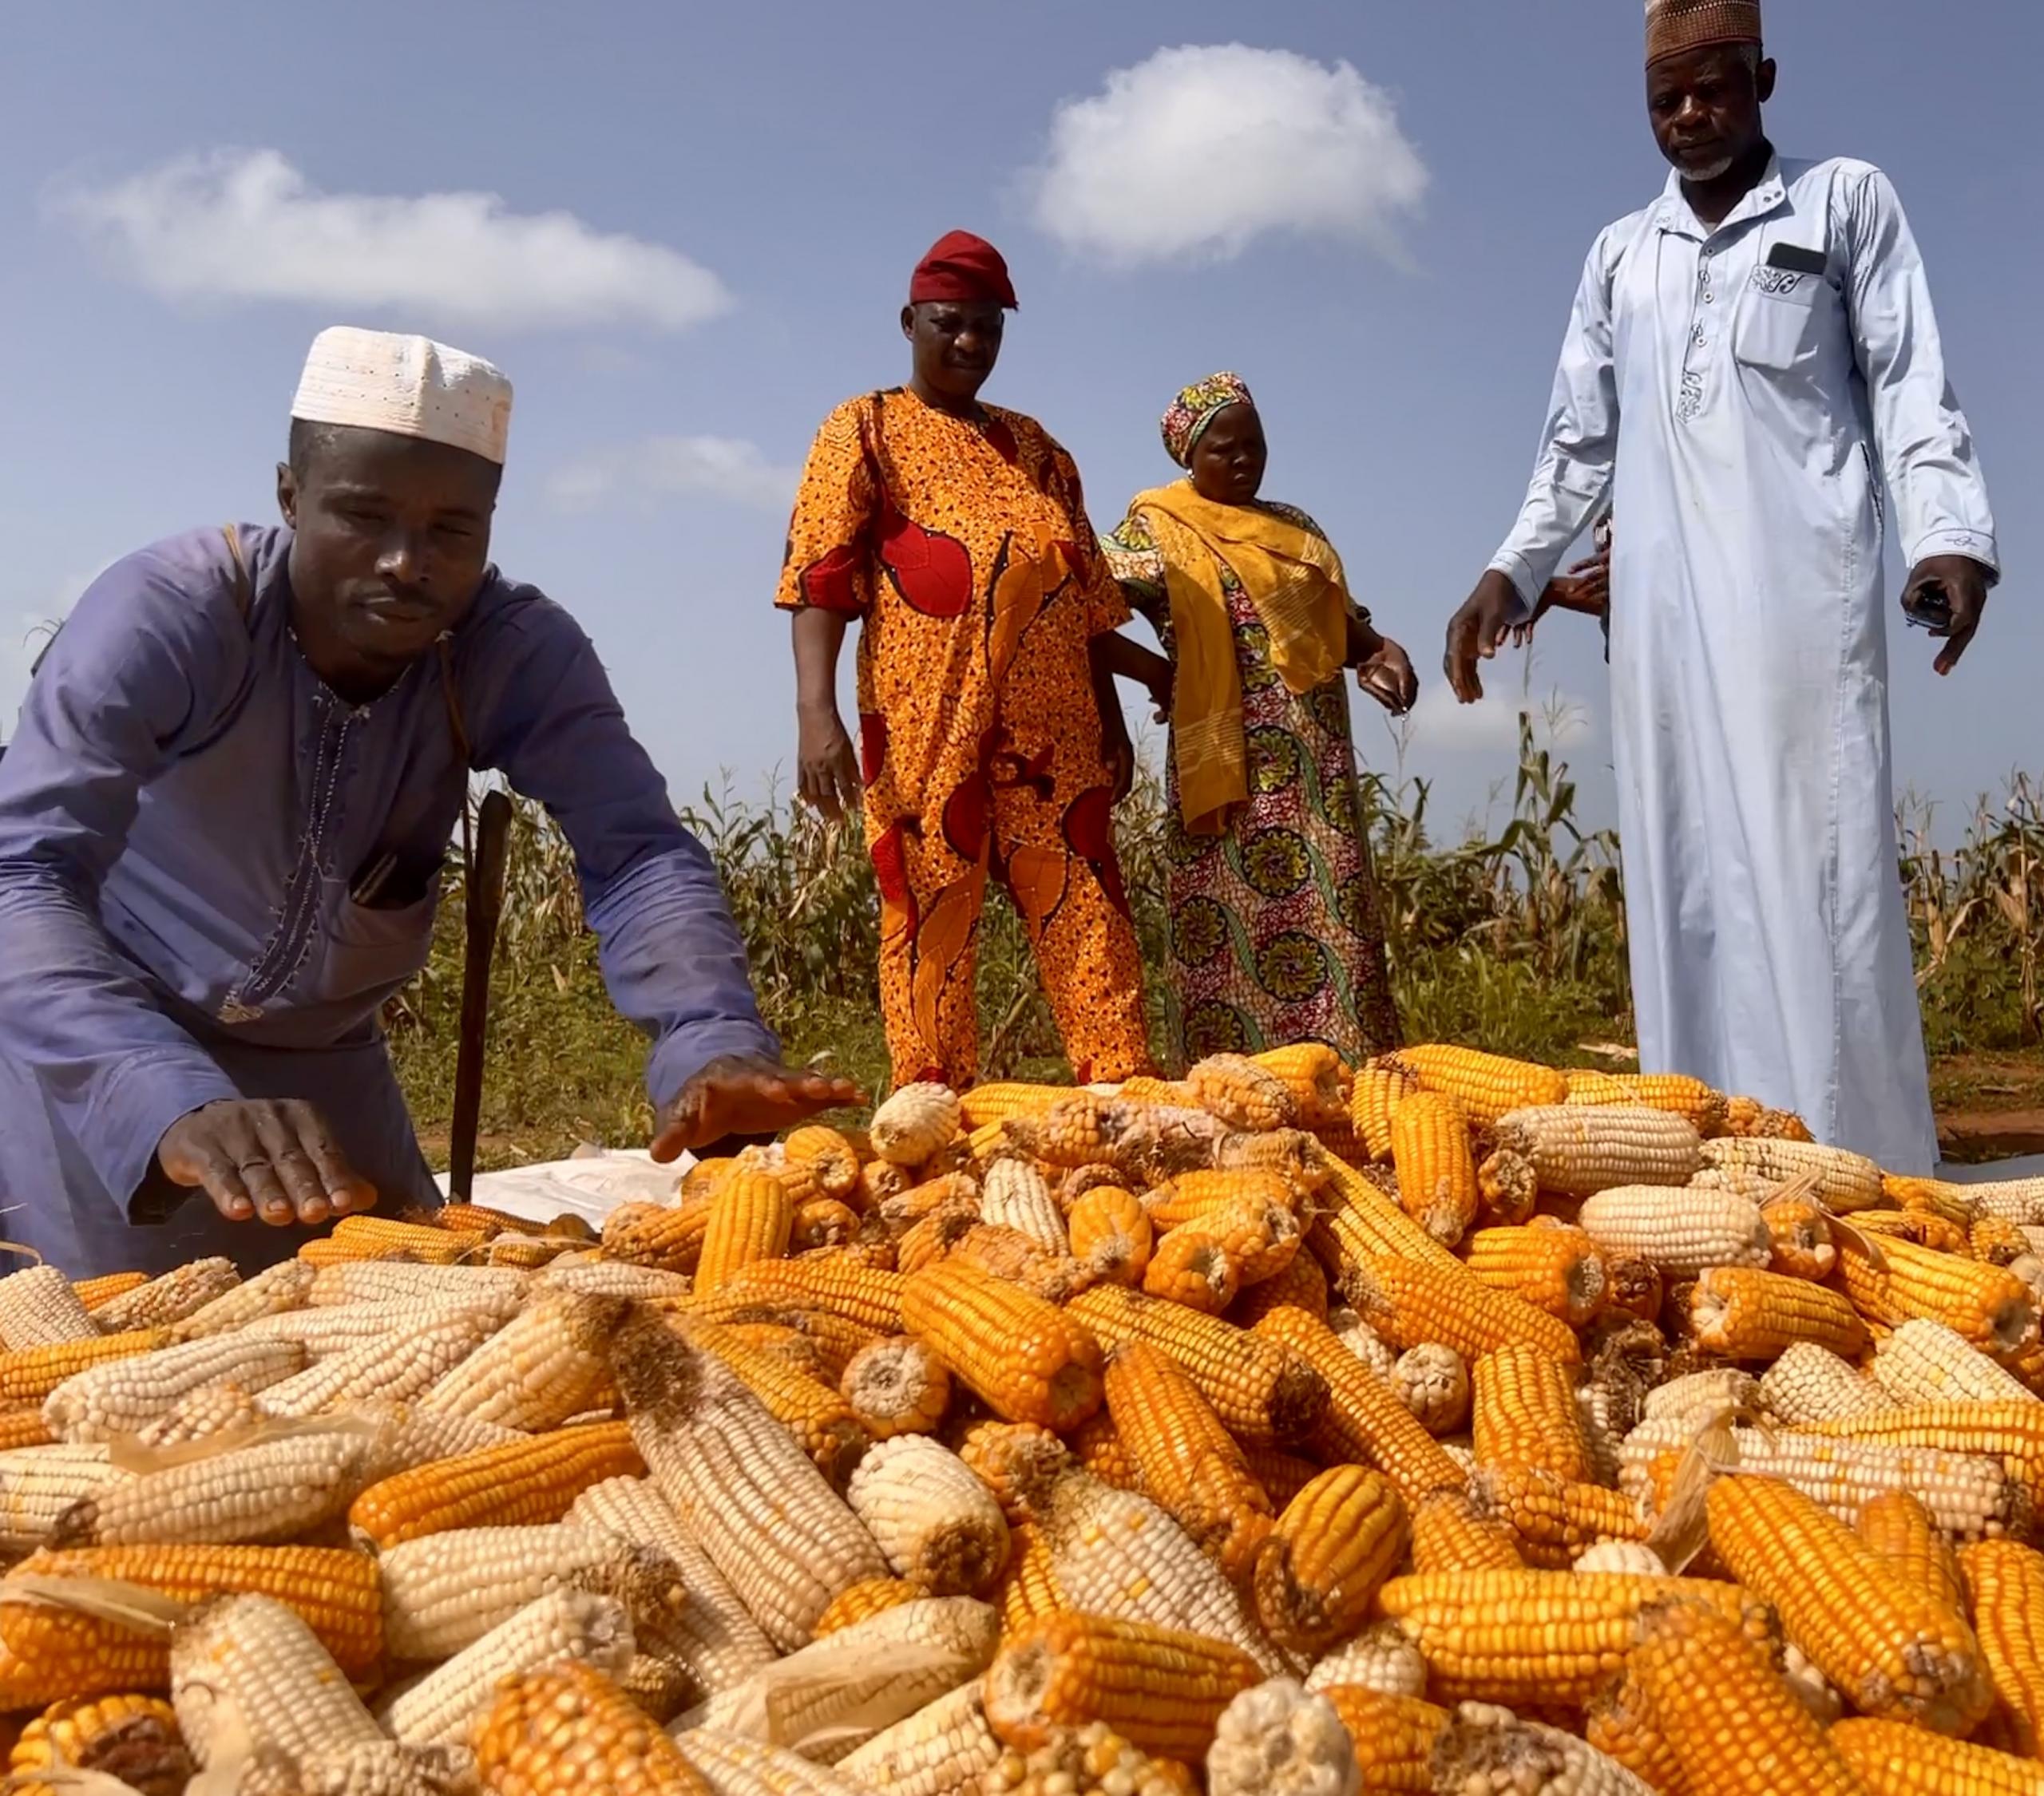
431,1145 -> 693,1228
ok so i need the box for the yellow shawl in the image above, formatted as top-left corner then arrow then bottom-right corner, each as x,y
1134,483 -> 1353,836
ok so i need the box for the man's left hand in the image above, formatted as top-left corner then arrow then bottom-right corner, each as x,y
650,1054 -> 862,1162
1903,555 -> 1993,677
1357,637 -> 1419,715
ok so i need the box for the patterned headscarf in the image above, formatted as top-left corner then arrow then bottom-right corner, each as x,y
1160,372 -> 1254,468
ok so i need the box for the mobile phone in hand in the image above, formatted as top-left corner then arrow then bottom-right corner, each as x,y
1902,581 -> 1954,631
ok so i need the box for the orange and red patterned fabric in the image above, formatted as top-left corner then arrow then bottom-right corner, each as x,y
777,386 -> 1152,1087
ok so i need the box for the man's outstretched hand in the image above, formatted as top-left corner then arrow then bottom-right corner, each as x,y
651,1054 -> 864,1162
1444,570 -> 1525,702
157,1098 -> 377,1227
1903,554 -> 1993,677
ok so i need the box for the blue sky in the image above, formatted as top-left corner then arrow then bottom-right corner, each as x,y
4,0 -> 2038,844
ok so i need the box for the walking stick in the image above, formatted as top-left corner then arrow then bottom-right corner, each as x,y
448,788 -> 513,1203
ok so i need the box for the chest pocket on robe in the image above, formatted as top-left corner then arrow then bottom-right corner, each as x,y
1733,261 -> 1832,374
317,874 -> 441,1009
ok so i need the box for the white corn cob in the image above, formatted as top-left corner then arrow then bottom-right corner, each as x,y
419,1291 -> 625,1430
835,1683 -> 1004,1795
1042,1472 -> 1284,1676
1304,1620 -> 1428,1698
352,1401 -> 524,1482
49,1427 -> 370,1547
1484,1105 -> 1701,1199
1574,1541 -> 1669,1576
0,1266 -> 99,1351
568,1474 -> 778,1697
846,1435 -> 1010,1597
981,1159 -> 1068,1255
1641,1368 -> 1761,1425
377,1588 -> 636,1745
674,1727 -> 873,1795
172,1592 -> 470,1795
1325,1307 -> 1396,1383
869,1084 -> 963,1167
257,1312 -> 497,1418
1697,1137 -> 1885,1212
307,1260 -> 531,1308
1576,1185 -> 1770,1275
1391,1343 -> 1470,1435
0,1443 -> 122,1552
42,1335 -> 306,1442
1759,1343 -> 1899,1427
1207,1677 -> 1361,1796
542,1260 -> 694,1300
1955,1178 -> 2044,1228
133,1380 -> 266,1449
683,1597 -> 999,1763
91,1258 -> 239,1332
1872,1317 -> 2042,1408
1579,1386 -> 1625,1489
168,1258 -> 319,1340
237,1295 -> 518,1358
1430,1703 -> 1655,1796
1617,1417 -> 2019,1538
378,1521 -> 685,1663
612,1311 -> 885,1653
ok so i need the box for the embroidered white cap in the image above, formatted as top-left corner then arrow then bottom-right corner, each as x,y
291,326 -> 513,465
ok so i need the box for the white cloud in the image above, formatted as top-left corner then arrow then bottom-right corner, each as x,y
46,148 -> 731,334
546,436 -> 797,513
1399,682 -> 1595,755
1025,43 -> 1427,268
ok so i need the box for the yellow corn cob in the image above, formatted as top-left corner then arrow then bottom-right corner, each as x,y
42,1333 -> 305,1443
1141,1228 -> 1240,1314
1313,1153 -> 1467,1275
475,1660 -> 712,1795
1250,1465 -> 1406,1655
993,1523 -> 1064,1638
1841,1235 -> 2039,1358
1875,1316 -> 2042,1408
871,1082 -> 965,1165
418,1289 -> 625,1430
1698,1136 -> 1885,1211
1350,1056 -> 1420,1162
1409,1485 -> 1526,1572
1102,1341 -> 1273,1581
1626,1596 -> 1864,1796
1388,1044 -> 1570,1126
1575,1183 -> 1771,1275
790,1197 -> 861,1252
705,1256 -> 906,1332
839,1335 -> 951,1440
1067,1185 -> 1152,1288
1233,1444 -> 1317,1510
1759,1341 -> 1898,1426
0,1267 -> 99,1352
844,1434 -> 1009,1596
695,1169 -> 798,1294
50,1426 -> 369,1549
7,1694 -> 191,1796
611,1311 -> 885,1652
1859,1488 -> 1967,1614
0,1408 -> 51,1451
1959,1539 -> 2044,1756
1226,1247 -> 1329,1328
1688,1265 -> 1868,1359
1183,1054 -> 1300,1133
1251,1304 -> 1464,1505
981,1612 -> 1261,1759
256,1309 -> 501,1417
837,1682 -> 1005,1796
89,1259 -> 240,1332
1485,1102 -> 1701,1201
566,1475 -> 778,1696
685,1315 -> 869,1484
1181,1191 -> 1301,1287
1973,1215 -> 2033,1267
1377,1566 -> 1775,1706
1474,1463 -> 1650,1569
1144,1168 -> 1295,1232
0,1543 -> 382,1704
1707,1472 -> 1991,1734
347,1418 -> 643,1547
955,1421 -> 1072,1525
68,1270 -> 150,1313
1389,1343 -> 1469,1434
1428,1705 -> 1664,1796
1463,1224 -> 1609,1328
1565,1067 -> 1729,1133
603,1197 -> 713,1272
1832,1716 -> 2044,1796
1720,1094 -> 1817,1141
1250,1042 -> 1351,1125
1472,1340 -> 1592,1481
1583,1663 -> 1686,1794
1388,1090 -> 1480,1244
1602,1256 -> 1665,1324
901,1260 -> 1103,1432
1341,1252 -> 1583,1365
299,1214 -> 470,1264
1300,1687 -> 1442,1789
735,1141 -> 826,1206
0,1330 -> 172,1404
1070,1410 -> 1142,1493
812,1575 -> 921,1636
783,1124 -> 862,1200
1760,1186 -> 1839,1280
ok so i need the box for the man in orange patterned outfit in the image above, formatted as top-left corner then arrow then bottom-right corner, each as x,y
777,231 -> 1154,1089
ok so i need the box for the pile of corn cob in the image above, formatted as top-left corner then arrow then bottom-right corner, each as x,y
6,1044 -> 2044,1794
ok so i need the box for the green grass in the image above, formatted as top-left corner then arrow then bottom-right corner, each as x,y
387,716 -> 2044,1168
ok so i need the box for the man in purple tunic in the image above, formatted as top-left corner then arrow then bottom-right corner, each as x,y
0,326 -> 854,1278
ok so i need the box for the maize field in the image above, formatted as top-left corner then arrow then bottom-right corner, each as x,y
11,1047 -> 2044,1790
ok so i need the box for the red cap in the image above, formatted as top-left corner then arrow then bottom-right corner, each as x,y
909,231 -> 1019,310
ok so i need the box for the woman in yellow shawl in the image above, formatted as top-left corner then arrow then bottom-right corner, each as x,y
1104,373 -> 1416,1066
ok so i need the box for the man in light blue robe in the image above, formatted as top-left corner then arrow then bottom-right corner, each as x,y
0,326 -> 854,1278
1444,0 -> 1998,1173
